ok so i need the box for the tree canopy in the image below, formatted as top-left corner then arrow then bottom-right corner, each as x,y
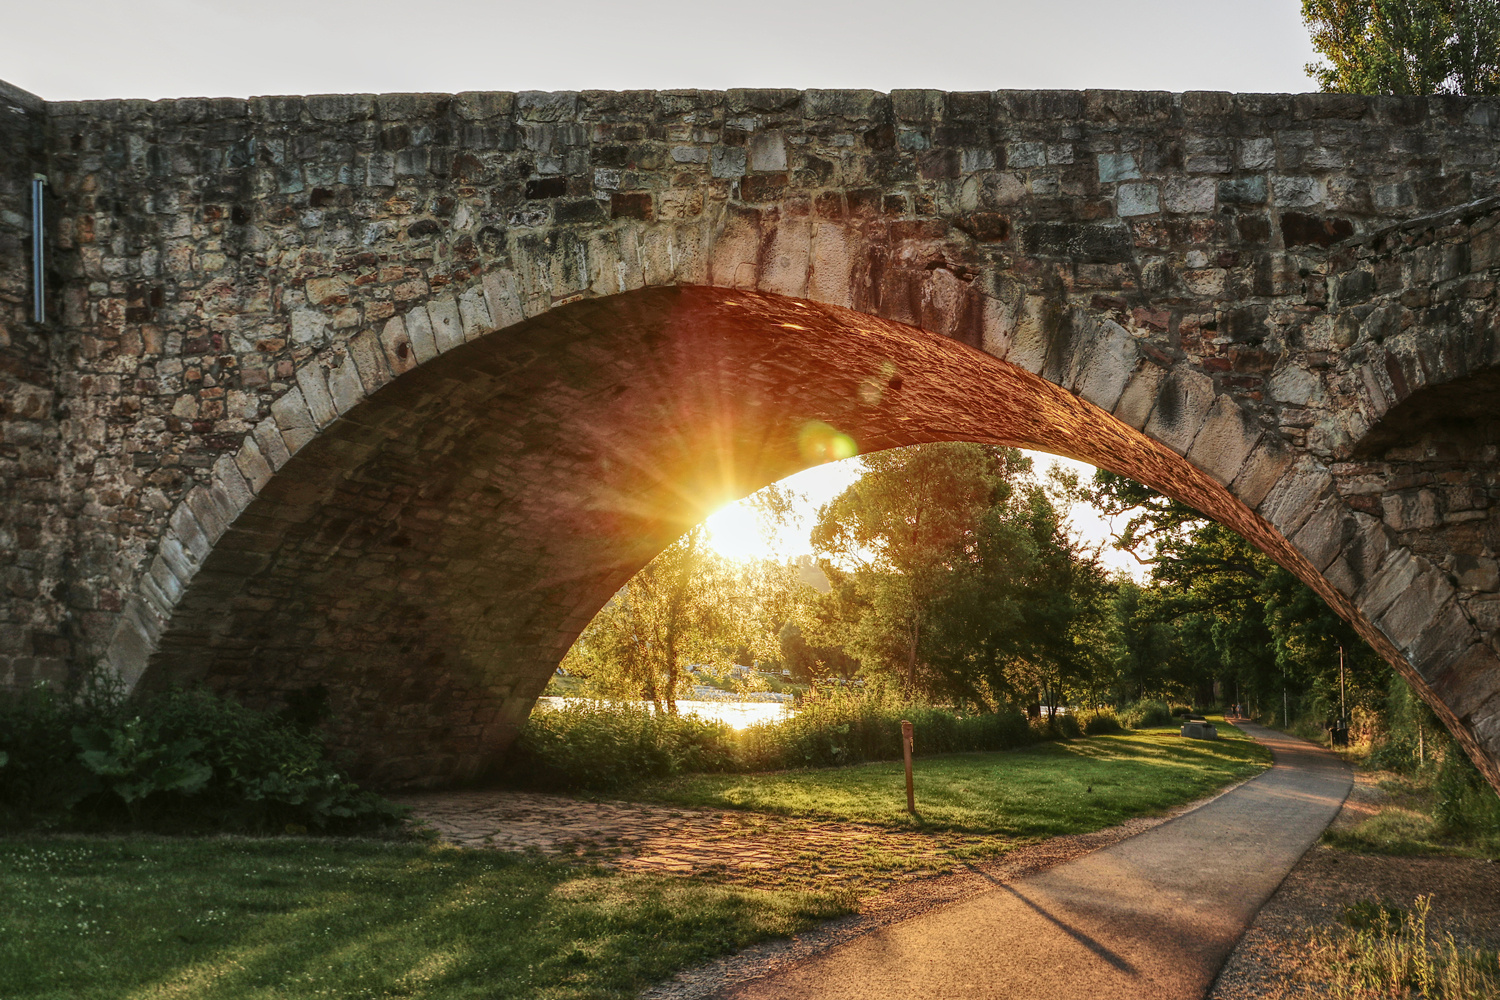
1303,0 -> 1500,94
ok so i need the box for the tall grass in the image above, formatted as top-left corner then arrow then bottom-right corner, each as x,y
503,693 -> 1040,792
1313,896 -> 1500,1000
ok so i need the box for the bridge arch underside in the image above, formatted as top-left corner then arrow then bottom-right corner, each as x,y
129,286 -> 1497,789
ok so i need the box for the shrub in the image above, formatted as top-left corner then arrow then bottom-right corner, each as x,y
0,682 -> 404,834
502,700 -> 736,792
1078,709 -> 1124,736
1119,699 -> 1174,729
1434,749 -> 1500,842
1028,713 -> 1081,740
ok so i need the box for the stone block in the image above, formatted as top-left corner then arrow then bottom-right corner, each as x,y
295,366 -> 338,428
1143,368 -> 1216,454
1238,139 -> 1275,169
747,132 -> 787,172
1072,317 -> 1139,413
711,146 -> 747,178
325,354 -> 365,415
458,287 -> 494,341
378,315 -> 417,376
210,454 -> 254,521
347,329 -> 392,397
291,308 -> 329,346
1422,633 -> 1500,719
1356,549 -> 1423,624
1290,497 -> 1349,573
1272,175 -> 1325,208
757,219 -> 811,299
1218,175 -> 1268,204
185,486 -> 230,544
269,387 -> 317,454
235,437 -> 274,493
1111,362 -> 1168,430
1097,152 -> 1140,183
1163,177 -> 1216,214
517,91 -> 578,121
1185,394 -> 1261,486
426,296 -> 464,354
1257,457 -> 1334,538
1229,441 -> 1296,510
803,89 -> 883,120
1002,295 -> 1055,374
1117,183 -> 1160,217
1323,512 -> 1392,599
482,270 -> 525,330
808,224 -> 856,309
1458,556 -> 1500,592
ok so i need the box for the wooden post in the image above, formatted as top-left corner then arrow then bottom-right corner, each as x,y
901,719 -> 915,814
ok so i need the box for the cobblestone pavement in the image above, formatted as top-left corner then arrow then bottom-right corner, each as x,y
395,789 -> 1007,890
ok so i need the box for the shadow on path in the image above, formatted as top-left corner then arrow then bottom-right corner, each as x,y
712,721 -> 1350,1000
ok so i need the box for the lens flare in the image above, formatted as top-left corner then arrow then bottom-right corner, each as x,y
797,420 -> 858,463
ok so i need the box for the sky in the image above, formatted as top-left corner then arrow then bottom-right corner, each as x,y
4,1 -> 1321,102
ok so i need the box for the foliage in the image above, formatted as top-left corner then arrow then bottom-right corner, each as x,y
0,837 -> 851,1000
564,525 -> 743,713
1310,895 -> 1500,999
506,694 -> 1040,791
0,681 -> 403,834
502,700 -> 737,792
1303,0 -> 1500,95
733,692 -> 1036,771
1434,748 -> 1500,840
1086,471 -> 1389,723
1077,708 -> 1126,736
810,443 -> 1112,711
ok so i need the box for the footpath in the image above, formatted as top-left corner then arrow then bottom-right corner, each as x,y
712,721 -> 1351,1000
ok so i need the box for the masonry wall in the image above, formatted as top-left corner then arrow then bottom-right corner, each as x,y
6,86 -> 1500,785
0,81 -> 71,691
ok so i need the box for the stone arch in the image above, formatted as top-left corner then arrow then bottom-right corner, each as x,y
100,267 -> 1500,790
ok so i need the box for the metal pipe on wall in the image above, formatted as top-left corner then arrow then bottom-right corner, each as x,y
31,173 -> 45,323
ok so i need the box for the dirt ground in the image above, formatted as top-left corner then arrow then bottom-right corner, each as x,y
1207,770 -> 1500,999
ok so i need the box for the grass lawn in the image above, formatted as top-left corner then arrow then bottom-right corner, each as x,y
0,837 -> 850,1000
634,722 -> 1272,836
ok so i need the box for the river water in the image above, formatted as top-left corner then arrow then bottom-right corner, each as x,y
534,696 -> 795,729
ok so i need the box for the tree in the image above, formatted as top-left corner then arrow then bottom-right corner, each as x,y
1303,0 -> 1500,95
1087,471 -> 1388,716
811,444 -> 1024,694
565,525 -> 741,713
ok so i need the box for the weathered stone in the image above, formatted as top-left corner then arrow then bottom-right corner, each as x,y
1117,183 -> 1160,217
6,84 -> 1500,793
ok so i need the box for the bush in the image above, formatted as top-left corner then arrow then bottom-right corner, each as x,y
502,700 -> 736,792
1078,709 -> 1125,736
735,693 -> 1035,772
1028,712 -> 1082,740
1119,699 -> 1174,729
0,682 -> 405,834
1434,750 -> 1500,842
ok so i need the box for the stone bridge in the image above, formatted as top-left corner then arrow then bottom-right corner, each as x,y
2,81 -> 1499,790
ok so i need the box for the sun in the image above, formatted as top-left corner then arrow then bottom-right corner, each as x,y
704,501 -> 779,561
